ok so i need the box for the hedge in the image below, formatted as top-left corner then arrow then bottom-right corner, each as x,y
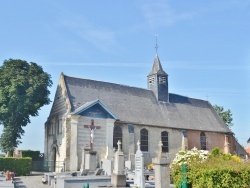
0,157 -> 32,176
22,150 -> 40,161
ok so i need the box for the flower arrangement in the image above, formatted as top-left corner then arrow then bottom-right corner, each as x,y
147,163 -> 154,171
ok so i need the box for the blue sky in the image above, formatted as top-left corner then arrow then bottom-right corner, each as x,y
0,0 -> 249,152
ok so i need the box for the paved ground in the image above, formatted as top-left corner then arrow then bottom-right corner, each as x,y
0,172 -> 49,188
1,171 -> 175,188
13,172 -> 50,188
0,172 -> 14,188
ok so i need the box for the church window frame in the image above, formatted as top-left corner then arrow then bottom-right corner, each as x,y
161,131 -> 169,152
140,128 -> 148,152
113,126 -> 123,150
200,132 -> 206,150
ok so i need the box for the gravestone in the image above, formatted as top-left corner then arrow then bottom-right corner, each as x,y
152,141 -> 170,188
125,148 -> 132,171
101,158 -> 113,176
80,144 -> 91,171
101,146 -> 115,176
111,140 -> 126,187
133,140 -> 145,188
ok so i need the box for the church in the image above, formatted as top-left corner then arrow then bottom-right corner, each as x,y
44,53 -> 235,171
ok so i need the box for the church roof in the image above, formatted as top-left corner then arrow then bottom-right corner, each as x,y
61,74 -> 231,133
148,54 -> 167,76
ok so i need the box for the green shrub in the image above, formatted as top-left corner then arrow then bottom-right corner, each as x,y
171,148 -> 250,188
0,157 -> 32,176
22,150 -> 40,161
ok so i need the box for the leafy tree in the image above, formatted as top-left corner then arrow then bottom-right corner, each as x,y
213,105 -> 233,129
0,59 -> 52,153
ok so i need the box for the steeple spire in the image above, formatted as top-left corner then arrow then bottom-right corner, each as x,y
147,37 -> 169,102
148,54 -> 167,76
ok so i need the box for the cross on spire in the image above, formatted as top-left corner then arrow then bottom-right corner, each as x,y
155,35 -> 159,54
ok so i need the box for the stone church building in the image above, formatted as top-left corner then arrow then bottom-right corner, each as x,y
44,53 -> 235,171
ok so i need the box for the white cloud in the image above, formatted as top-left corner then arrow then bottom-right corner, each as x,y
139,0 -> 196,28
60,16 -> 118,53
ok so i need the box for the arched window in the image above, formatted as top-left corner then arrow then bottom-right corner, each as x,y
161,131 -> 169,152
200,132 -> 206,150
113,126 -> 122,149
140,128 -> 148,152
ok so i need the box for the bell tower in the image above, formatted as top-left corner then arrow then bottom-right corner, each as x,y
147,37 -> 169,102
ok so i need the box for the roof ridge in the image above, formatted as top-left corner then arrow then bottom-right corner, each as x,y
63,74 -> 150,91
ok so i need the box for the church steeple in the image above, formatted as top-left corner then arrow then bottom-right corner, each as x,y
147,53 -> 169,102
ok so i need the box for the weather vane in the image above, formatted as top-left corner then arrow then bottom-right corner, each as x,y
155,34 -> 159,54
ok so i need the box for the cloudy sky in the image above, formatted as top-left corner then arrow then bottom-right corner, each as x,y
0,0 -> 249,152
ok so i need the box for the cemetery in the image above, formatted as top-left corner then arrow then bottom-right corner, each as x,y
0,139 -> 250,187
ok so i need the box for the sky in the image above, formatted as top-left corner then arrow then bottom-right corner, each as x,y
0,0 -> 249,153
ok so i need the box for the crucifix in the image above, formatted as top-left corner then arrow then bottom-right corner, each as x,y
84,119 -> 101,151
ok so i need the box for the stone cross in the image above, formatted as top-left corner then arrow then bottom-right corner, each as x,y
84,119 -> 101,151
158,141 -> 163,157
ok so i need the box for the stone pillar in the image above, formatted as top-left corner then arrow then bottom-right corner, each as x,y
152,141 -> 170,188
65,117 -> 71,171
105,119 -> 115,159
69,115 -> 80,171
80,145 -> 91,170
181,130 -> 188,151
224,134 -> 230,154
128,124 -> 135,168
111,140 -> 126,187
134,141 -> 145,188
85,151 -> 97,171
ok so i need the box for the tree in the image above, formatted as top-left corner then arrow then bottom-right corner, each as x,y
0,59 -> 52,153
213,105 -> 233,129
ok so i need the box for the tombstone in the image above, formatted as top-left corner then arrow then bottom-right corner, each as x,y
80,144 -> 91,171
125,160 -> 132,171
85,151 -> 97,171
101,146 -> 115,176
101,158 -> 113,176
111,140 -> 126,187
133,140 -> 145,188
181,130 -> 188,151
104,146 -> 114,160
152,141 -> 170,188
